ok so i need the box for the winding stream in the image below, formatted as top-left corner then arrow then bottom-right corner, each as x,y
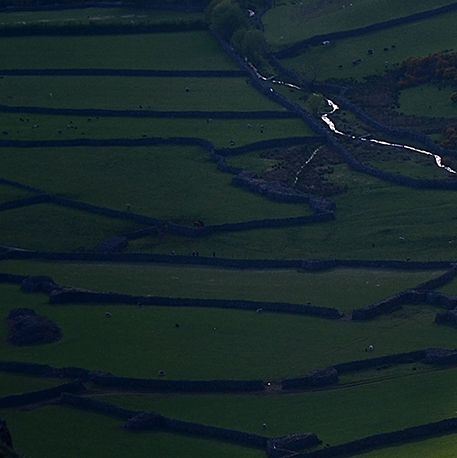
252,64 -> 457,175
322,99 -> 457,174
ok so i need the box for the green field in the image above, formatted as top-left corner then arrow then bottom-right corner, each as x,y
0,406 -> 263,458
0,204 -> 144,251
125,177 -> 457,261
0,183 -> 32,203
0,112 -> 311,145
2,2 -> 457,458
0,31 -> 235,70
281,10 -> 457,81
0,260 -> 443,312
0,76 -> 286,111
0,145 -> 311,229
102,365 -> 457,443
398,84 -> 457,118
263,0 -> 457,49
0,7 -> 203,26
0,283 -> 455,380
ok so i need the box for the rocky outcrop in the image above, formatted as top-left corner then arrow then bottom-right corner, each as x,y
6,308 -> 62,346
21,275 -> 59,293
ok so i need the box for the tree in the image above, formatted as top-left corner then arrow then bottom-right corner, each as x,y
208,0 -> 249,40
240,28 -> 267,67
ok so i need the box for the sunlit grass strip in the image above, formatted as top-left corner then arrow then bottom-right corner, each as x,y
0,145 -> 311,226
0,76 -> 286,111
264,0 -> 457,49
280,9 -> 457,82
0,32 -> 234,70
0,112 -> 312,146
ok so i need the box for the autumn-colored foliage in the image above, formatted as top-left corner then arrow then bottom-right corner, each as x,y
439,123 -> 457,149
398,51 -> 457,88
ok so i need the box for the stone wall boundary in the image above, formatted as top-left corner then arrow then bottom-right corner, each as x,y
0,380 -> 84,408
0,106 -> 296,120
92,375 -> 265,393
2,251 -> 454,269
274,2 -> 457,58
62,393 -> 269,448
0,194 -> 51,211
297,416 -> 457,458
61,392 -> 138,420
0,69 -> 245,77
48,288 -> 342,319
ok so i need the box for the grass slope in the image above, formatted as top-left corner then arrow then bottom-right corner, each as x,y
0,260 -> 444,313
264,0 -> 457,49
281,10 -> 457,81
0,31 -> 235,70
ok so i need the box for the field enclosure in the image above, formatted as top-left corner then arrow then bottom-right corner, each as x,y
2,2 -> 457,458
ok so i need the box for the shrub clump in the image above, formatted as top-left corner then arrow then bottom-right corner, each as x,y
5,308 -> 62,346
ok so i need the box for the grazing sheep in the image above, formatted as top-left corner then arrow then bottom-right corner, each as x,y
105,312 -> 112,318
262,423 -> 267,429
158,370 -> 165,376
368,344 -> 374,352
256,308 -> 263,313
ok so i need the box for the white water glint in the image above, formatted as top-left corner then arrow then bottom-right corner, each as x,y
294,146 -> 323,185
251,66 -> 456,175
322,99 -> 457,174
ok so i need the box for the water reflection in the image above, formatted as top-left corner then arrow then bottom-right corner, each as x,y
322,99 -> 456,174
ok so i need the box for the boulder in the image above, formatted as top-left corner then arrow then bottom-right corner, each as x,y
435,308 -> 457,327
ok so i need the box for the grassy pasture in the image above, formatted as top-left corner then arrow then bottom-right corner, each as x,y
0,146 -> 311,229
128,172 -> 457,260
0,31 -> 235,70
263,0 -> 457,48
103,365 -> 457,444
2,5 -> 457,458
0,407 -> 264,458
0,76 -> 284,111
225,140 -> 457,181
0,372 -> 67,395
356,434 -> 457,458
398,83 -> 457,118
281,10 -> 457,82
0,260 -> 444,313
0,283 -> 456,380
0,182 -> 31,203
0,112 -> 312,145
0,7 -> 203,26
0,203 -> 144,251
